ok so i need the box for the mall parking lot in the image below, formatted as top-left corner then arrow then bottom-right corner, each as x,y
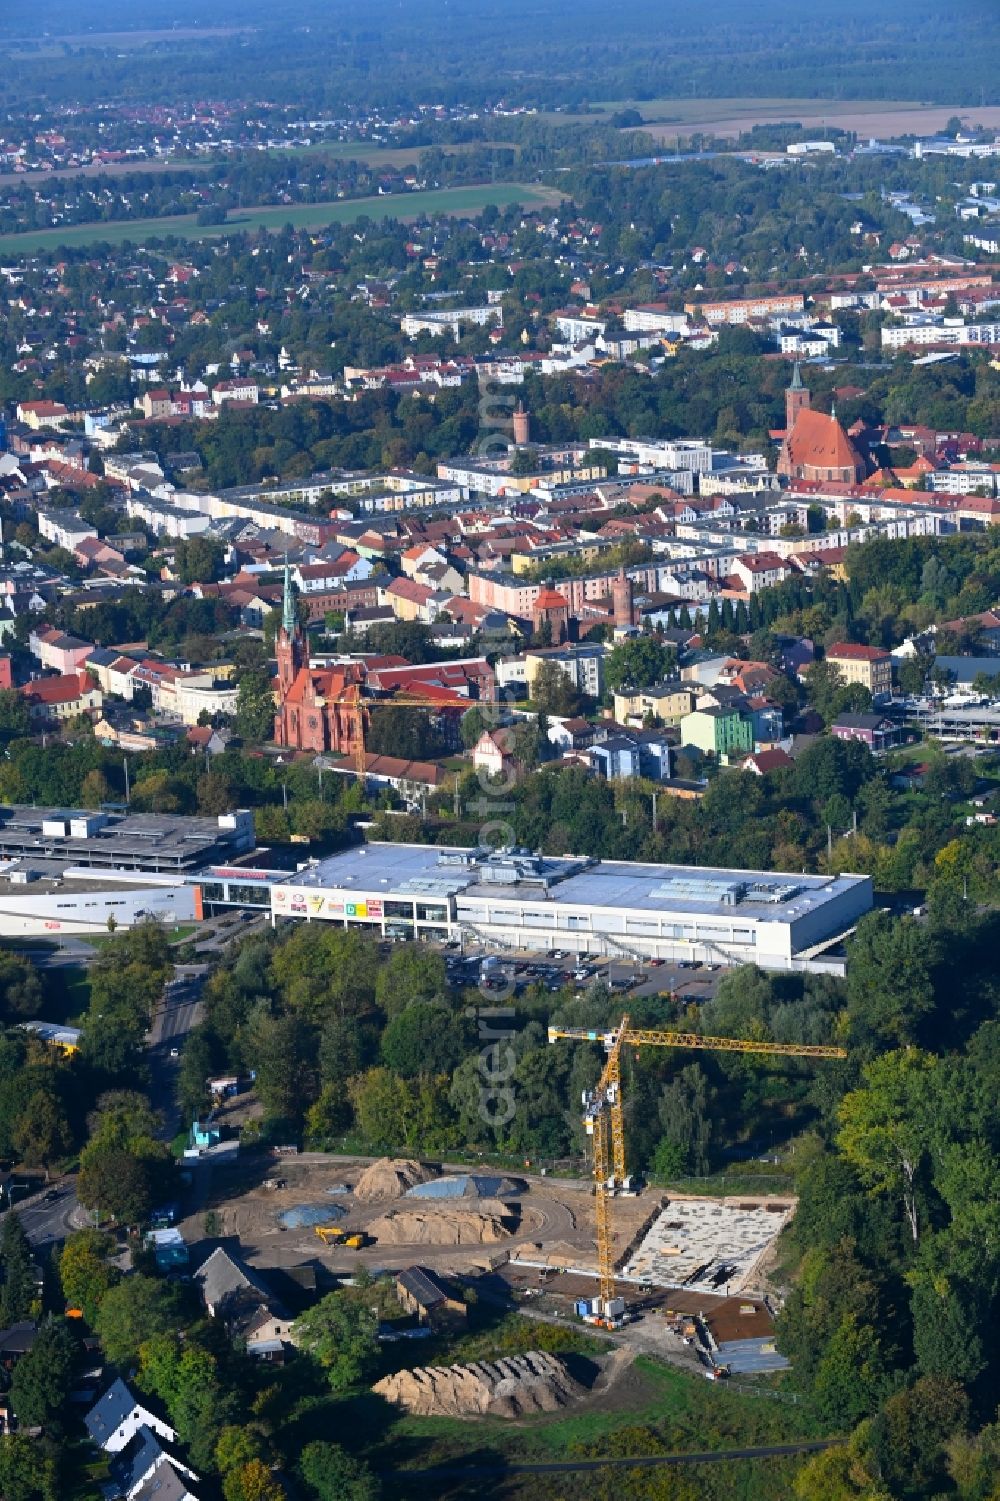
444,949 -> 724,1006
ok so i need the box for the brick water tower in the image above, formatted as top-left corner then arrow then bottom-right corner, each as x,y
513,403 -> 530,446
612,568 -> 636,630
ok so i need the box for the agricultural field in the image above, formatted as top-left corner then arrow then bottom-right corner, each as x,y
601,95 -> 1000,142
0,138 -> 521,188
0,182 -> 560,255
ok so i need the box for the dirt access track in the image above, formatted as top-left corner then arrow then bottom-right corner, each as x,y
188,1154 -> 656,1279
631,98 -> 1000,144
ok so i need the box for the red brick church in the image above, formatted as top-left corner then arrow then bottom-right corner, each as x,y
777,364 -> 868,486
273,567 -> 366,755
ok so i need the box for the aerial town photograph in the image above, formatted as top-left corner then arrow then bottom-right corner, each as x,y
0,0 -> 999,1496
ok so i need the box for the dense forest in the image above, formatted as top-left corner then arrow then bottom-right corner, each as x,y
3,0 -> 999,110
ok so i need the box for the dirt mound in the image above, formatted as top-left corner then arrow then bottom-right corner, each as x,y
374,1351 -> 586,1418
353,1157 -> 437,1203
368,1201 -> 515,1246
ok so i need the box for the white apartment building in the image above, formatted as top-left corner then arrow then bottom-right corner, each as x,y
623,304 -> 690,334
212,378 -> 259,405
882,320 -> 1000,349
731,554 -> 790,594
401,306 -> 502,337
927,467 -> 999,497
126,495 -> 213,538
591,436 -> 714,473
37,511 -> 97,551
554,311 -> 608,342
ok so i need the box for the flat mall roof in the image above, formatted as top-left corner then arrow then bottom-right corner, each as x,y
279,844 -> 869,924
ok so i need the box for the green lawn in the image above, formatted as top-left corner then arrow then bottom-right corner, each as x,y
0,182 -> 560,255
42,964 -> 92,1026
80,922 -> 197,950
885,739 -> 945,769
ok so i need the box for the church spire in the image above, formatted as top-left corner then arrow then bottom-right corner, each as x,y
785,361 -> 810,433
282,560 -> 296,635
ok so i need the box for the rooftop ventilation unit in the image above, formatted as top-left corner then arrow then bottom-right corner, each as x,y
479,852 -> 552,888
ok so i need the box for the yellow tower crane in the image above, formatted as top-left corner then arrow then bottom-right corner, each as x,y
345,687 -> 482,779
548,1016 -> 847,1324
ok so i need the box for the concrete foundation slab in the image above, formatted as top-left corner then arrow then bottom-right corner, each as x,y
623,1196 -> 792,1295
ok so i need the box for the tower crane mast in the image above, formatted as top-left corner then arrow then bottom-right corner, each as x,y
550,1016 -> 846,1323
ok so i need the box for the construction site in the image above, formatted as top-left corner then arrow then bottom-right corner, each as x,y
174,1016 -> 848,1398
165,1010 -> 852,1421
185,1147 -> 798,1378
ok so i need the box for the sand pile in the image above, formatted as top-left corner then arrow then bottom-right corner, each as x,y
353,1157 -> 437,1203
374,1351 -> 586,1418
367,1201 -> 515,1246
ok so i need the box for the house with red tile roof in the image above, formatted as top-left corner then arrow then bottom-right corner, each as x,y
742,748 -> 795,775
954,495 -> 1000,525
74,536 -> 126,571
29,625 -> 94,675
366,657 -> 495,702
292,553 -> 372,590
731,554 -> 789,594
16,400 -> 69,430
825,642 -> 892,699
21,670 -> 102,720
789,546 -> 848,580
472,729 -> 516,779
383,576 -> 438,622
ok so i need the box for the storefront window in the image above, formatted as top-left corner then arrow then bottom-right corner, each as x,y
228,882 -> 271,906
415,902 -> 447,923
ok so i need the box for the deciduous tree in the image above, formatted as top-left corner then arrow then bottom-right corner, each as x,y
93,1275 -> 183,1365
837,1049 -> 938,1244
299,1442 -> 380,1501
57,1230 -> 118,1325
291,1293 -> 378,1392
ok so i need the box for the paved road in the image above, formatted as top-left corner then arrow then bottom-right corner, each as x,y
148,972 -> 208,1133
396,1438 -> 841,1481
9,937 -> 102,968
13,1182 -> 86,1250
